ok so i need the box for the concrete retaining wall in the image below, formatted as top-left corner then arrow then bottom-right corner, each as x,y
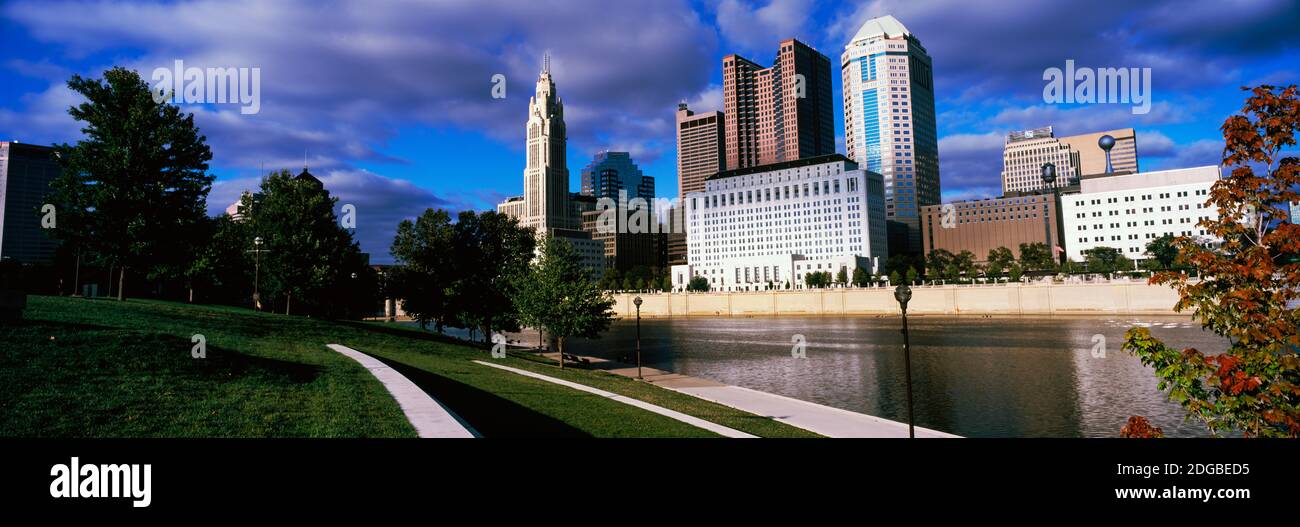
613,281 -> 1183,318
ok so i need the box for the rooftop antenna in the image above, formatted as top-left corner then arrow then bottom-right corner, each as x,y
543,52 -> 551,74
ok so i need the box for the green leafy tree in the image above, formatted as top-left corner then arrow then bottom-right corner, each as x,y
246,170 -> 361,316
851,267 -> 871,287
986,247 -> 1015,278
1083,246 -> 1127,274
391,209 -> 456,330
1144,234 -> 1180,270
1007,263 -> 1024,282
905,267 -> 918,285
1123,84 -> 1300,437
836,267 -> 849,287
48,67 -> 214,300
925,249 -> 954,280
954,250 -> 978,281
1018,242 -> 1055,272
888,270 -> 901,285
445,211 -> 536,342
687,276 -> 709,292
515,237 -> 615,368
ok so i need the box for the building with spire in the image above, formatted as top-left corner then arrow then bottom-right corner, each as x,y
841,15 -> 939,255
516,53 -> 573,233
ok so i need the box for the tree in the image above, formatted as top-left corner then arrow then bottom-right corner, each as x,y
246,170 -> 361,316
835,267 -> 849,287
925,249 -> 954,280
391,209 -> 456,329
1082,246 -> 1127,274
48,67 -> 214,300
888,270 -> 901,285
515,237 -> 615,368
1007,263 -> 1024,282
905,267 -> 918,285
1144,234 -> 1180,270
687,276 -> 710,292
852,267 -> 871,287
1018,242 -> 1055,272
1123,84 -> 1300,438
986,247 -> 1015,278
660,274 -> 672,292
445,211 -> 535,343
954,250 -> 978,281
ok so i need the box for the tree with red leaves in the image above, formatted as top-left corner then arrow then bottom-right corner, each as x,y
1122,84 -> 1299,438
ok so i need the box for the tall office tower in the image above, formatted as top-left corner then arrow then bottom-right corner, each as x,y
580,151 -> 653,200
675,102 -> 725,199
1059,128 -> 1138,176
674,102 -> 726,266
520,54 -> 571,233
722,39 -> 835,171
841,15 -> 939,255
0,142 -> 60,264
1001,127 -> 1081,195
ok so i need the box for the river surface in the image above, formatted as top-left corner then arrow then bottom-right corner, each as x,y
552,315 -> 1229,438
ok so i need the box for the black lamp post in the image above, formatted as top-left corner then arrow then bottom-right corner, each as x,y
633,296 -> 643,379
247,236 -> 270,311
894,283 -> 915,439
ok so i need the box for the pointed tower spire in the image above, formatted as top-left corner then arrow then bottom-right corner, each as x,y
543,52 -> 551,75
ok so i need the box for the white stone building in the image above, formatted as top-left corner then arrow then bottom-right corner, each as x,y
1060,165 -> 1221,262
674,154 -> 887,292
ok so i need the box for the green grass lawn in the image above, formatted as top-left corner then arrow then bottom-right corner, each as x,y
1,296 -> 818,438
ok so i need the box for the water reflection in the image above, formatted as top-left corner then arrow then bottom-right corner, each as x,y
563,315 -> 1228,438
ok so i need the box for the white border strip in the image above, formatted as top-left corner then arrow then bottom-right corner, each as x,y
472,360 -> 756,438
328,344 -> 477,438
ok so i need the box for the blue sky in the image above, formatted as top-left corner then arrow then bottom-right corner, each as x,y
2,0 -> 1297,262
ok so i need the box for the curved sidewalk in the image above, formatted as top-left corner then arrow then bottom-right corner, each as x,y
327,344 -> 477,438
472,360 -> 757,438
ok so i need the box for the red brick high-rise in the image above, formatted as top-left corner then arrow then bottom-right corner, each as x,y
722,38 -> 834,170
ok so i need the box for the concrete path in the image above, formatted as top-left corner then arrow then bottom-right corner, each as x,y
542,353 -> 960,438
327,344 -> 477,438
471,360 -> 757,438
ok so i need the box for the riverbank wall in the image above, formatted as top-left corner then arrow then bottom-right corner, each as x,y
612,281 -> 1184,318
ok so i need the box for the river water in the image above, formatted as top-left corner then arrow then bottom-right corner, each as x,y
557,315 -> 1230,438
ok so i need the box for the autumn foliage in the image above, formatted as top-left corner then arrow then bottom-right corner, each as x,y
1120,416 -> 1165,438
1122,84 -> 1300,438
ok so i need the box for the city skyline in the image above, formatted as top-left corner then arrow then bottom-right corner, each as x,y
1,0 -> 1297,262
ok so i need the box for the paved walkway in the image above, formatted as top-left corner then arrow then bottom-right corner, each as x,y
327,344 -> 477,438
542,353 -> 960,438
471,360 -> 756,438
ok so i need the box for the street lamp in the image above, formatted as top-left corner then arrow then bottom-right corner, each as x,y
893,283 -> 916,439
633,295 -> 643,380
247,236 -> 270,311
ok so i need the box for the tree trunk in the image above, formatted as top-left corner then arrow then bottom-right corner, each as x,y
188,286 -> 194,303
286,292 -> 292,316
117,266 -> 126,301
557,337 -> 564,369
107,264 -> 114,298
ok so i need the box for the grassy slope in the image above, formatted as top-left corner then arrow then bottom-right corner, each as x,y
1,296 -> 818,438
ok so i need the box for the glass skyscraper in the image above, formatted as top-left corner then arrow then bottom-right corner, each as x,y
841,15 -> 939,255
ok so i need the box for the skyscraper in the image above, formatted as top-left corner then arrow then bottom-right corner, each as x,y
520,54 -> 571,233
722,38 -> 835,170
672,102 -> 726,266
580,151 -> 653,201
0,141 -> 60,264
841,15 -> 939,255
675,102 -> 725,200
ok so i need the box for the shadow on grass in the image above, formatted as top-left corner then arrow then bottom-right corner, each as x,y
368,354 -> 591,438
